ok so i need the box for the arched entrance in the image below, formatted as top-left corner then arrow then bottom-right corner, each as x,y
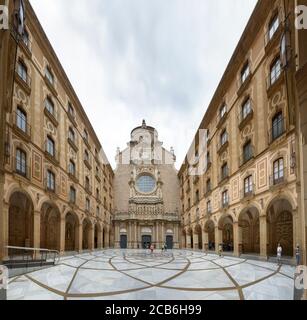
267,198 -> 294,257
194,224 -> 202,250
65,212 -> 79,252
9,191 -> 34,248
82,218 -> 92,250
219,215 -> 234,252
239,207 -> 260,254
40,202 -> 61,251
120,234 -> 128,249
204,220 -> 215,251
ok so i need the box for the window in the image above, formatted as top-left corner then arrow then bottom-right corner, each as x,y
221,130 -> 228,146
46,136 -> 55,157
242,98 -> 252,120
96,206 -> 100,216
136,175 -> 156,193
17,60 -> 28,83
45,67 -> 54,85
16,148 -> 27,176
244,175 -> 253,196
188,198 -> 191,209
68,127 -> 75,143
16,107 -> 27,133
96,166 -> 99,176
47,170 -> 55,191
272,112 -> 284,141
207,201 -> 212,214
206,152 -> 211,166
268,14 -> 279,40
69,160 -> 76,176
23,29 -> 29,47
195,190 -> 199,203
45,97 -> 55,116
222,190 -> 229,207
70,187 -> 76,204
85,176 -> 90,190
270,57 -> 281,85
243,141 -> 253,163
273,158 -> 284,184
84,150 -> 89,162
86,198 -> 90,212
68,102 -> 74,117
206,179 -> 211,193
221,163 -> 228,180
241,63 -> 250,84
83,129 -> 88,142
220,104 -> 227,119
96,188 -> 100,199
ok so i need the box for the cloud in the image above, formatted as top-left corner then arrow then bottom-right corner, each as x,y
29,0 -> 257,169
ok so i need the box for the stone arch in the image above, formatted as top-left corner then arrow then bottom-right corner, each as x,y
5,184 -> 36,208
40,201 -> 61,251
267,197 -> 294,257
8,190 -> 34,248
238,205 -> 260,254
218,214 -> 234,252
193,224 -> 202,250
204,219 -> 215,251
82,218 -> 93,250
64,211 -> 79,252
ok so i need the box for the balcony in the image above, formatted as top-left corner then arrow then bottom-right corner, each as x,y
67,111 -> 78,127
266,69 -> 285,97
44,179 -> 59,194
217,137 -> 229,155
19,35 -> 32,58
238,106 -> 254,130
241,185 -> 255,201
13,158 -> 30,180
85,183 -> 92,195
239,146 -> 255,167
44,143 -> 59,166
269,173 -> 287,189
216,111 -> 228,129
44,75 -> 58,97
219,167 -> 230,185
44,104 -> 58,127
15,67 -> 31,95
12,112 -> 31,141
268,118 -> 286,144
264,21 -> 284,54
84,156 -> 92,170
67,137 -> 78,152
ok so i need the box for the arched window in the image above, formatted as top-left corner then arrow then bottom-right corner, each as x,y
268,14 -> 279,40
86,198 -> 90,212
272,112 -> 284,141
270,57 -> 281,85
16,148 -> 27,177
70,186 -> 76,204
46,136 -> 55,157
16,106 -> 27,133
273,158 -> 284,185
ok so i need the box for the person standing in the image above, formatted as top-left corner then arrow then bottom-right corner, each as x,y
150,244 -> 154,254
277,243 -> 282,266
218,244 -> 223,258
295,244 -> 301,266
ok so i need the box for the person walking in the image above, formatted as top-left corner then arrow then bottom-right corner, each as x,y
218,244 -> 223,258
277,243 -> 282,266
295,244 -> 301,266
150,244 -> 154,254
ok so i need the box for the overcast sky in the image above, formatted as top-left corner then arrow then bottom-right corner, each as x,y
30,0 -> 257,169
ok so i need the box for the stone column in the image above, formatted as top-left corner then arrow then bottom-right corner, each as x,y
193,233 -> 199,250
203,230 -> 209,252
186,234 -> 191,249
134,222 -> 138,249
59,217 -> 66,254
78,223 -> 83,252
0,202 -> 9,261
90,225 -> 95,251
115,223 -> 120,249
233,222 -> 241,257
33,210 -> 41,252
215,226 -> 222,255
105,228 -> 110,248
259,215 -> 268,259
161,222 -> 165,247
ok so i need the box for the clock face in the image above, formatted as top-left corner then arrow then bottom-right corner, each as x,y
136,175 -> 156,193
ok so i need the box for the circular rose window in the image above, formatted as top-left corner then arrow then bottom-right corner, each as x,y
136,175 -> 156,193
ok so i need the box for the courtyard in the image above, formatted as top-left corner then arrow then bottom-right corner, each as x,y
7,250 -> 295,300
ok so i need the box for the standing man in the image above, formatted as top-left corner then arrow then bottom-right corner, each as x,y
295,244 -> 301,266
277,243 -> 282,266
